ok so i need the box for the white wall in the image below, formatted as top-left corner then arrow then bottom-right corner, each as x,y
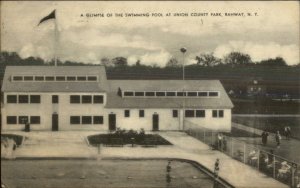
1,92 -> 231,132
106,108 -> 231,132
184,109 -> 232,132
1,92 -> 107,131
105,108 -> 181,131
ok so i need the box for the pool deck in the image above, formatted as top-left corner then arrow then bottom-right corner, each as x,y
1,130 -> 288,188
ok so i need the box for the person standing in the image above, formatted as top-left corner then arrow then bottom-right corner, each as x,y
275,131 -> 282,149
284,126 -> 289,140
214,158 -> 220,178
287,126 -> 291,140
217,134 -> 223,151
261,131 -> 269,146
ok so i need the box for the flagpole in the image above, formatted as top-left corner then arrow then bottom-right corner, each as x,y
54,15 -> 58,66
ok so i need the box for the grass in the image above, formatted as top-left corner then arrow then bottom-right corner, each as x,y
1,134 -> 24,146
223,127 -> 260,138
232,116 -> 300,140
88,133 -> 172,146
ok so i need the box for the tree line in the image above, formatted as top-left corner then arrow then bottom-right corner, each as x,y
1,51 -> 299,68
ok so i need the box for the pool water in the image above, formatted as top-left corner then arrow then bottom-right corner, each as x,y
1,159 -> 226,188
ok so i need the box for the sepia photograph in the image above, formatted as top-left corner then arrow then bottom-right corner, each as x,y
1,1 -> 299,188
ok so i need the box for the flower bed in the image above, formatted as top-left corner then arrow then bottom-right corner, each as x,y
88,129 -> 172,146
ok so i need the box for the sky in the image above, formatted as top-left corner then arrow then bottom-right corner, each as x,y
1,1 -> 299,66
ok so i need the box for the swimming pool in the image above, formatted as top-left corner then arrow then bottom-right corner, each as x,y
1,159 -> 230,188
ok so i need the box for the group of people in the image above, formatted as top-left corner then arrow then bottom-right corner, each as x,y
216,133 -> 227,151
261,127 -> 292,149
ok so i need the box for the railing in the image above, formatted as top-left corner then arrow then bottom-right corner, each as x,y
185,125 -> 300,188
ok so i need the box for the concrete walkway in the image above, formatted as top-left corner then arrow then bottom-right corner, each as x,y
1,131 -> 288,188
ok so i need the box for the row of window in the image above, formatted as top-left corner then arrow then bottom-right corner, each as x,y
70,116 -> 103,124
124,110 -> 145,118
123,109 -> 224,118
12,75 -> 98,82
70,95 -> 103,104
7,116 -> 40,124
6,95 -> 104,104
7,95 -> 40,104
185,110 -> 223,118
123,91 -> 219,97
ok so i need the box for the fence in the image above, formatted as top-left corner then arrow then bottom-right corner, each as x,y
185,126 -> 300,188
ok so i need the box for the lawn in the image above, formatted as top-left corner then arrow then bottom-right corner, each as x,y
232,116 -> 300,140
223,127 -> 260,138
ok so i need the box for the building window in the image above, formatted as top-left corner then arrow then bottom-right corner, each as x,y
13,76 -> 23,81
124,110 -> 130,117
185,110 -> 195,117
82,116 -> 92,124
145,92 -> 155,96
219,110 -> 224,118
196,110 -> 205,118
139,110 -> 145,117
212,110 -> 218,118
135,92 -> 144,97
177,92 -> 186,97
187,92 -> 197,97
198,92 -> 208,97
19,95 -> 29,103
30,116 -> 40,124
82,95 -> 92,103
52,95 -> 59,103
30,95 -> 40,103
166,92 -> 176,97
7,116 -> 17,124
24,76 -> 34,81
77,76 -> 87,81
18,116 -> 28,124
45,76 -> 55,81
7,95 -> 17,103
209,92 -> 219,97
87,76 -> 97,81
70,116 -> 80,124
94,95 -> 103,104
124,91 -> 134,96
172,110 -> 178,118
67,76 -> 76,81
93,116 -> 103,124
212,110 -> 224,118
56,76 -> 65,81
70,95 -> 80,103
156,92 -> 166,97
35,76 -> 44,81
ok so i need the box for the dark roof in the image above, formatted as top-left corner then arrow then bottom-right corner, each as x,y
106,80 -> 234,109
1,66 -> 108,92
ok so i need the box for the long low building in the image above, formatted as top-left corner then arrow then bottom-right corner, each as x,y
1,66 -> 233,132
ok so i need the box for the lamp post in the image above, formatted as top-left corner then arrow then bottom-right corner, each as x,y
180,47 -> 187,81
180,47 -> 187,131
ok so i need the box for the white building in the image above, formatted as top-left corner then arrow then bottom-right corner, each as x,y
1,66 -> 233,132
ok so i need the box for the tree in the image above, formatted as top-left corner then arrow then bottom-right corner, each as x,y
223,52 -> 252,65
166,57 -> 181,67
112,57 -> 127,66
0,51 -> 22,65
195,53 -> 221,67
100,57 -> 113,67
259,57 -> 287,66
135,60 -> 141,66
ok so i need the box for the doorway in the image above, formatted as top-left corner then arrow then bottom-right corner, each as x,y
152,114 -> 159,131
108,114 -> 116,131
52,113 -> 58,131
